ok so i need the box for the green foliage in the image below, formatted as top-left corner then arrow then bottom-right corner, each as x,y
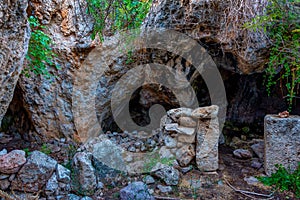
23,148 -> 31,157
258,162 -> 300,198
143,151 -> 175,172
86,0 -> 152,40
245,0 -> 300,111
40,143 -> 52,155
25,16 -> 59,78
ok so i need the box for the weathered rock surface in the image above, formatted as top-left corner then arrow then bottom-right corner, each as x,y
17,0 -> 94,140
0,150 -> 26,174
120,181 -> 154,200
12,151 -> 57,192
72,152 -> 97,196
196,117 -> 220,171
0,0 -> 30,127
264,115 -> 300,176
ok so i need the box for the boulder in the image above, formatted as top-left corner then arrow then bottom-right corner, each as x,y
0,150 -> 26,174
191,105 -> 219,119
11,151 -> 57,192
72,152 -> 97,196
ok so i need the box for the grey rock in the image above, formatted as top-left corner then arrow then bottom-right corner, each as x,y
164,135 -> 177,148
97,181 -> 104,189
0,150 -> 26,174
144,175 -> 155,184
251,141 -> 264,159
72,152 -> 97,196
128,146 -> 136,152
251,159 -> 262,169
159,146 -> 174,159
0,179 -> 10,190
120,181 -> 154,200
11,151 -> 57,192
45,173 -> 59,196
0,149 -> 7,156
56,164 -> 71,183
68,194 -> 81,200
181,166 -> 193,174
244,176 -> 259,185
157,184 -> 172,193
81,197 -> 93,200
153,166 -> 180,186
264,115 -> 300,175
233,149 -> 252,159
0,174 -> 9,180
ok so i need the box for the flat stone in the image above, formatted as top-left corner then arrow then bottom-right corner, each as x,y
244,176 -> 259,185
191,105 -> 219,119
251,159 -> 263,169
178,116 -> 197,127
264,115 -> 300,175
157,184 -> 172,193
0,150 -> 26,174
165,123 -> 179,132
233,149 -> 252,159
176,144 -> 195,167
11,151 -> 57,192
178,134 -> 196,143
144,175 -> 155,185
167,108 -> 193,122
0,174 -> 9,180
177,126 -> 195,135
120,181 -> 154,200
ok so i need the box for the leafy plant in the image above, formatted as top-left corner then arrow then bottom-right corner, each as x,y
40,143 -> 52,155
143,151 -> 175,172
257,162 -> 300,198
245,0 -> 300,111
25,16 -> 59,78
86,0 -> 152,40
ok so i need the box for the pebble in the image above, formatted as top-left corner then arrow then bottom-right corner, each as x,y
144,175 -> 155,184
157,184 -> 172,193
233,149 -> 252,159
244,176 -> 259,185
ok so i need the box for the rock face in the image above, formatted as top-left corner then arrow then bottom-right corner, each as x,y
11,151 -> 57,192
17,0 -> 94,140
0,0 -> 30,127
264,115 -> 300,176
143,0 -> 269,74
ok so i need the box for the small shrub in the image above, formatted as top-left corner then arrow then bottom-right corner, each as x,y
40,143 -> 51,155
25,16 -> 59,78
257,162 -> 300,198
245,0 -> 300,111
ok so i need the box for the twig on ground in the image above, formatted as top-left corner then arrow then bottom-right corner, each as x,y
224,178 -> 274,199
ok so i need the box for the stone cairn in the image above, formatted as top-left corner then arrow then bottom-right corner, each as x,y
159,105 -> 220,171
